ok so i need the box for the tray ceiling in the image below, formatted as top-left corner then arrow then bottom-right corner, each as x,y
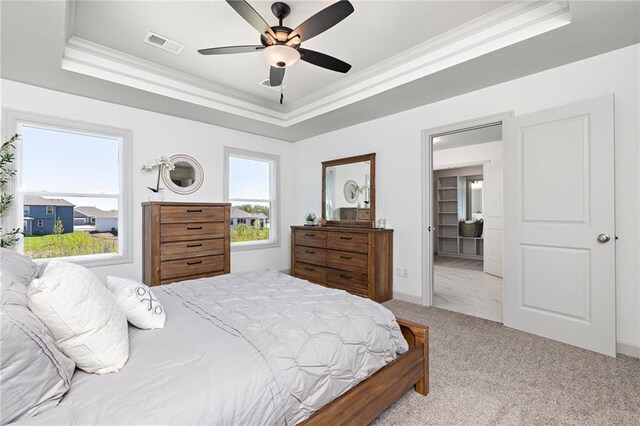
71,1 -> 509,105
62,0 -> 572,126
2,1 -> 639,141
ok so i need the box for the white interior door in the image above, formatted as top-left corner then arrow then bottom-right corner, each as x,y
503,95 -> 616,356
483,159 -> 503,277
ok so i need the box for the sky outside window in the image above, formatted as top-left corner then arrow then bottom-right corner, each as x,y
20,125 -> 119,210
229,156 -> 270,200
21,125 -> 119,193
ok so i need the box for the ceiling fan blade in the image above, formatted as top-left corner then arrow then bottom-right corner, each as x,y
298,49 -> 351,73
198,45 -> 264,55
198,45 -> 265,55
226,0 -> 276,38
288,0 -> 354,42
269,67 -> 285,86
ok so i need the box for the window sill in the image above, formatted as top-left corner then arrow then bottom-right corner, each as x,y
231,240 -> 281,252
33,252 -> 133,269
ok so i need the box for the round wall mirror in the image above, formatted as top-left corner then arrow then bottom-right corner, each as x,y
162,154 -> 204,195
343,180 -> 359,204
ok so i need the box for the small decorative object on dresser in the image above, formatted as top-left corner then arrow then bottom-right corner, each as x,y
142,202 -> 230,286
305,212 -> 317,226
141,156 -> 175,201
291,226 -> 393,302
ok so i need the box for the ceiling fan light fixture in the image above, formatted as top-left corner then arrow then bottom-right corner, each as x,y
263,44 -> 300,68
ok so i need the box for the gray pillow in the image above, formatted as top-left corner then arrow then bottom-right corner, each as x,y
0,248 -> 39,286
1,271 -> 27,306
1,272 -> 76,424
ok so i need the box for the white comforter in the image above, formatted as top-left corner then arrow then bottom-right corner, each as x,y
18,271 -> 408,425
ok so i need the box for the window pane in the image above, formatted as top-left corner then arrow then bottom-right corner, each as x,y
228,156 -> 270,200
20,125 -> 119,193
230,202 -> 270,243
23,196 -> 119,260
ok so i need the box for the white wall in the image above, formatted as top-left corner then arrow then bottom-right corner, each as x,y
1,79 -> 295,282
292,44 -> 640,351
433,140 -> 502,169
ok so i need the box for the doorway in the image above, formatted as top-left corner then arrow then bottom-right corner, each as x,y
432,127 -> 503,321
421,112 -> 511,322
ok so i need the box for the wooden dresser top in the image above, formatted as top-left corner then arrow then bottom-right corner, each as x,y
291,225 -> 392,233
141,201 -> 231,207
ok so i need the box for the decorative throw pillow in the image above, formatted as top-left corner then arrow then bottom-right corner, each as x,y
105,276 -> 166,329
1,272 -> 76,424
0,248 -> 39,287
27,260 -> 129,374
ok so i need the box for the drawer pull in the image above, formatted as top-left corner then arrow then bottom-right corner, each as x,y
304,267 -> 315,272
304,233 -> 315,237
339,274 -> 352,280
187,243 -> 202,248
187,226 -> 203,230
187,209 -> 202,213
187,260 -> 203,265
305,250 -> 315,254
340,255 -> 352,260
340,236 -> 353,240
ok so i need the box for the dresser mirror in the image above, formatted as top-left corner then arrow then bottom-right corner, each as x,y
162,154 -> 204,195
322,153 -> 375,227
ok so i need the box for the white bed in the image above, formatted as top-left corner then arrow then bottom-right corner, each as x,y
16,270 -> 408,425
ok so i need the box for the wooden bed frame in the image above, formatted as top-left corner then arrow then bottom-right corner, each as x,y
302,318 -> 429,425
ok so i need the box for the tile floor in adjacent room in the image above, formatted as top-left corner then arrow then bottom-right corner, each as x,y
433,255 -> 503,322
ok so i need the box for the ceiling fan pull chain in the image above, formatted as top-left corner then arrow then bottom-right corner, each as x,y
280,85 -> 284,105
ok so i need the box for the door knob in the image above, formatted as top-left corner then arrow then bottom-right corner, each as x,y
597,233 -> 610,243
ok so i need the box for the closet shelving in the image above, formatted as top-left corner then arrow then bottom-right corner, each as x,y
436,174 -> 483,259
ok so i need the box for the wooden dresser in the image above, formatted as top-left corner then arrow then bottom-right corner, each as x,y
290,226 -> 393,302
143,202 -> 230,286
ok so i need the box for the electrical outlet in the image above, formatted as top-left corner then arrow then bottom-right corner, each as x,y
402,267 -> 409,278
395,267 -> 402,277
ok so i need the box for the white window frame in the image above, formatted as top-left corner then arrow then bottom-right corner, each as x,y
45,205 -> 54,214
4,110 -> 133,267
37,219 -> 44,227
224,146 -> 280,251
23,206 -> 30,214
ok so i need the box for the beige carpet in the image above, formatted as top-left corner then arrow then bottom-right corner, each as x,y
373,300 -> 640,425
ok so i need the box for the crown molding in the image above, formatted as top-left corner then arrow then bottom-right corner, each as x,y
61,0 -> 570,128
62,36 -> 288,125
283,0 -> 571,125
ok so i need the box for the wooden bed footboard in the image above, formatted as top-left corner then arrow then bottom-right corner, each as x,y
302,317 -> 429,425
397,317 -> 430,395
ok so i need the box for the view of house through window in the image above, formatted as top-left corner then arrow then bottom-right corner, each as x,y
227,150 -> 277,246
19,124 -> 121,260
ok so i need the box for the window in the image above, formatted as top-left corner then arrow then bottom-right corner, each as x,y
7,111 -> 132,266
225,147 -> 279,249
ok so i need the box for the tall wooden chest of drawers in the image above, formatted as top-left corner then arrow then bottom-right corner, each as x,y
143,202 -> 230,286
290,226 -> 393,302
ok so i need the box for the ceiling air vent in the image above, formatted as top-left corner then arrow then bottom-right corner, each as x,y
144,32 -> 185,55
259,79 -> 286,92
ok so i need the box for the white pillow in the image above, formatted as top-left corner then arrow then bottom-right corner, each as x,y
27,260 -> 129,374
105,276 -> 166,329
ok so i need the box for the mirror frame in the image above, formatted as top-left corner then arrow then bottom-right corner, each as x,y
322,153 -> 376,228
162,154 -> 204,195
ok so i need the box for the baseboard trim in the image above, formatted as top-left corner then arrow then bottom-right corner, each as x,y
617,340 -> 640,358
392,291 -> 424,305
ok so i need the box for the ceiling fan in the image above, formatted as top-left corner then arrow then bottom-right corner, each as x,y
198,0 -> 354,89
